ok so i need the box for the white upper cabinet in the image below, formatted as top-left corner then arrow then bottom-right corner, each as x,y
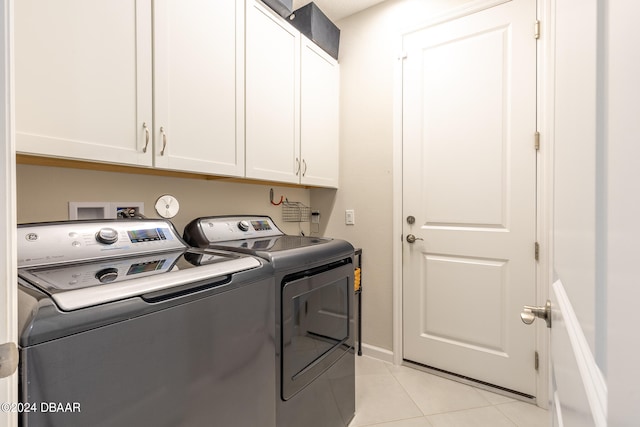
245,0 -> 340,187
153,0 -> 244,176
245,0 -> 301,184
15,0 -> 338,187
15,0 -> 244,177
15,0 -> 153,166
299,36 -> 339,188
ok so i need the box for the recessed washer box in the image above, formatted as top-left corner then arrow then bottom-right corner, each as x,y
69,202 -> 144,220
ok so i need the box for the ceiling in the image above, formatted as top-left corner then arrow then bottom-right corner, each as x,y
291,0 -> 387,22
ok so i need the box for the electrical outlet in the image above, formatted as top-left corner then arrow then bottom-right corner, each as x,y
345,209 -> 355,225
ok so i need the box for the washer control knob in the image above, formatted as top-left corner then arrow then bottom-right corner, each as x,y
237,220 -> 250,232
96,228 -> 119,245
95,267 -> 119,284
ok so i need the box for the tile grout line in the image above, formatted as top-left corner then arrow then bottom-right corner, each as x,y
385,361 -> 501,418
352,359 -> 425,426
493,403 -> 522,427
383,361 -> 433,421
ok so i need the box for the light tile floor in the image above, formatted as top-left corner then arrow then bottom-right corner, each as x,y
349,356 -> 549,427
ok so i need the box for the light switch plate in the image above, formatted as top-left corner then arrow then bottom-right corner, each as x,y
345,209 -> 355,225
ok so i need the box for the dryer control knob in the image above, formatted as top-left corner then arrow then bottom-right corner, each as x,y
237,220 -> 250,232
96,228 -> 119,245
95,267 -> 119,283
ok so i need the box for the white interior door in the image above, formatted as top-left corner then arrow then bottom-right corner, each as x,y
548,0 -> 606,424
402,0 -> 537,396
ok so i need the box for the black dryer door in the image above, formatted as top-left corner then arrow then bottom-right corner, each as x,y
280,260 -> 353,400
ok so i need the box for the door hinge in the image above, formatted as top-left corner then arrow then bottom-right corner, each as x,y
534,131 -> 540,151
534,20 -> 541,39
535,351 -> 539,371
534,241 -> 540,261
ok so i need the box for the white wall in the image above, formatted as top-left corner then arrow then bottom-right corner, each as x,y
311,0 -> 472,353
605,0 -> 640,423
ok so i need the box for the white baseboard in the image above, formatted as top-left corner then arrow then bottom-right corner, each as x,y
359,343 -> 394,363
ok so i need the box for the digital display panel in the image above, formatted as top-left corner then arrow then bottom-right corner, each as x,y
251,220 -> 271,231
127,228 -> 167,243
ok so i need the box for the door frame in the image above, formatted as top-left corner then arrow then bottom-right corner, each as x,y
0,0 -> 17,425
391,0 -> 550,407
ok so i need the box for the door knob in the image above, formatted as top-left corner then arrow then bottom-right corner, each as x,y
520,300 -> 551,328
406,234 -> 424,244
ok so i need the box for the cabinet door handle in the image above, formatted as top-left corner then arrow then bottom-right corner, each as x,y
160,127 -> 167,156
142,122 -> 150,153
295,158 -> 300,176
302,159 -> 307,177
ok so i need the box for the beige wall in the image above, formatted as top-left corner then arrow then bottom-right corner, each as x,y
17,164 -> 311,237
312,0 -> 472,353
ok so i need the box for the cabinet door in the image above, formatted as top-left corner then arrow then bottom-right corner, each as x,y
245,0 -> 300,184
153,0 -> 244,176
14,0 -> 153,166
300,37 -> 340,188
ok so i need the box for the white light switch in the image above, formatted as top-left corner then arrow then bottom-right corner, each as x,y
345,209 -> 355,225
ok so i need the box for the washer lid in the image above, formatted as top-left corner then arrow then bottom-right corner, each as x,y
19,249 -> 261,311
211,235 -> 332,252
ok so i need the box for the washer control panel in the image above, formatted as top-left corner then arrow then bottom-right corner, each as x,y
18,219 -> 186,268
96,227 -> 119,245
195,216 -> 283,242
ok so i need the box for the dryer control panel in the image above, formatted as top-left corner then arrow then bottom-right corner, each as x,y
189,216 -> 284,243
18,219 -> 186,267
